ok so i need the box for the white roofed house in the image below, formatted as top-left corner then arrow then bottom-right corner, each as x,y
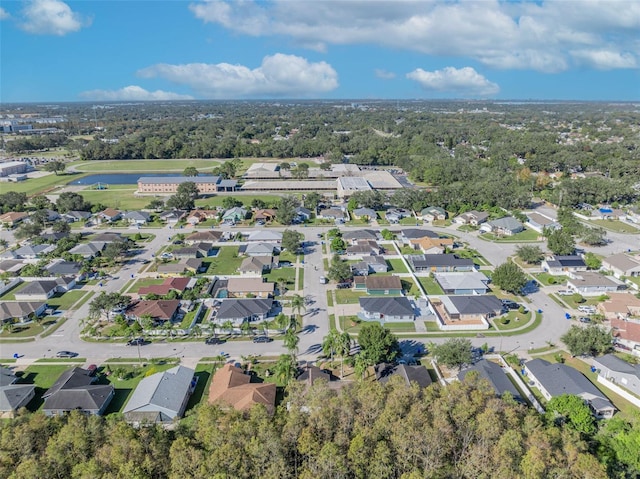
123,211 -> 151,225
480,216 -> 524,236
566,271 -> 627,297
123,366 -> 196,426
246,230 -> 282,243
433,271 -> 490,295
592,354 -> 640,397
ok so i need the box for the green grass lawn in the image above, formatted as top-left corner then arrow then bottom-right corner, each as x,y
195,194 -> 284,209
2,172 -> 85,196
278,251 -> 297,263
75,159 -> 221,172
298,268 -> 304,291
335,289 -> 367,304
20,365 -> 77,389
0,282 -> 26,301
588,219 -> 640,233
401,278 -> 422,297
79,189 -> 150,210
534,272 -> 568,286
326,291 -> 334,307
0,322 -> 44,338
625,276 -> 640,289
202,246 -> 242,275
481,228 -> 542,242
561,295 -> 601,310
264,267 -> 296,287
492,310 -> 532,331
46,290 -> 88,311
417,276 -> 444,295
386,258 -> 408,273
399,217 -> 419,225
129,277 -> 165,293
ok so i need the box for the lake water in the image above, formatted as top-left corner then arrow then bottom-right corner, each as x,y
69,173 -> 216,185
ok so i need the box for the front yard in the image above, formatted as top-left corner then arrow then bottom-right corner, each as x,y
202,246 -> 243,275
335,289 -> 367,304
480,228 -> 542,242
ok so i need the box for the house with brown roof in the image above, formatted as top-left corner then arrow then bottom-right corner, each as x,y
138,277 -> 192,297
566,271 -> 627,296
226,277 -> 275,298
345,240 -> 383,257
253,209 -> 277,222
237,256 -> 275,276
409,236 -> 454,254
208,364 -> 276,415
126,300 -> 181,323
611,317 -> 640,355
453,210 -> 489,226
597,293 -> 640,320
97,208 -> 122,223
186,209 -> 218,225
0,212 -> 29,228
601,253 -> 640,279
354,275 -> 403,295
184,230 -> 222,244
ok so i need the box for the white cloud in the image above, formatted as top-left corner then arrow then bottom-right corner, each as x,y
375,69 -> 396,80
0,8 -> 10,20
570,49 -> 637,70
137,54 -> 339,98
79,86 -> 194,102
20,0 -> 88,35
407,67 -> 499,97
188,0 -> 640,72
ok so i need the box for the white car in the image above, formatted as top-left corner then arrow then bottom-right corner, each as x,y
557,290 -> 573,296
578,305 -> 596,314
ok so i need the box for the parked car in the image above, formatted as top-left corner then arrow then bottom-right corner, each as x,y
205,337 -> 225,345
56,351 -> 78,358
578,305 -> 597,314
579,317 -> 591,323
252,336 -> 273,343
501,300 -> 520,310
86,364 -> 98,376
126,338 -> 147,346
319,276 -> 328,284
557,290 -> 573,296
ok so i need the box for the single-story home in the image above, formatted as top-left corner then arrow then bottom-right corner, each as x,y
97,208 -> 122,223
126,299 -> 181,323
420,206 -> 447,222
62,210 -> 92,223
407,254 -> 475,273
458,359 -> 522,401
186,209 -> 217,225
359,296 -> 415,322
526,212 -> 561,234
123,211 -> 151,225
90,232 -> 123,243
40,232 -> 69,243
184,230 -> 223,244
295,207 -> 312,222
158,210 -> 185,224
68,242 -> 106,259
593,354 -> 640,397
409,237 -> 454,255
524,359 -> 615,418
375,363 -> 432,388
43,367 -> 114,417
541,255 -> 588,275
216,298 -> 274,325
354,275 -> 403,295
246,230 -> 283,243
385,208 -> 411,223
343,229 -> 380,243
14,277 -> 76,301
0,260 -> 26,275
157,259 -> 205,277
428,295 -> 502,325
46,260 -> 85,280
596,293 -> 640,320
237,256 -> 275,275
481,216 -> 524,236
0,301 -> 47,324
240,242 -> 278,257
352,208 -> 377,221
453,210 -> 489,226
13,243 -> 55,259
222,207 -> 247,222
318,208 -> 347,221
253,209 -> 277,222
0,212 -> 29,228
226,277 -> 275,298
172,243 -> 214,259
346,240 -> 383,256
208,364 -> 276,415
566,271 -> 626,296
138,277 -> 193,297
351,255 -> 389,276
434,271 -> 490,295
123,365 -> 196,425
0,383 -> 36,418
601,253 -> 640,279
610,317 -> 640,355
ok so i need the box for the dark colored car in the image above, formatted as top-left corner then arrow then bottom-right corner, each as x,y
579,317 -> 591,323
501,300 -> 520,310
126,338 -> 147,346
56,351 -> 78,358
205,337 -> 225,345
86,364 -> 98,376
252,336 -> 273,343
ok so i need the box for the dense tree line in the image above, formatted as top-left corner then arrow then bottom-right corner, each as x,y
1,377 -> 638,478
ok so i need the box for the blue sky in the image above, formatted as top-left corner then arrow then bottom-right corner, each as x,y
1,0 -> 639,102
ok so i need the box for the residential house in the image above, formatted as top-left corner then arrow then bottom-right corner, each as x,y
123,366 -> 196,425
434,271 -> 490,295
253,209 -> 277,222
296,365 -> 338,390
541,255 -> 588,275
43,367 -> 114,417
240,243 -> 278,257
156,259 -> 204,277
158,210 -> 185,224
524,359 -> 615,418
593,354 -> 640,397
186,209 -> 217,225
352,208 -> 377,221
610,317 -> 640,354
354,275 -> 403,295
123,211 -> 151,225
46,259 -> 85,280
0,383 -> 36,418
453,210 -> 489,226
68,242 -> 106,259
346,240 -> 383,256
226,277 -> 275,298
351,255 -> 389,276
97,208 -> 122,223
407,254 -> 475,273
318,208 -> 347,221
222,207 -> 247,222
409,236 -> 454,255
172,243 -> 213,259
359,297 -> 415,322
428,295 -> 503,327
597,206 -> 624,220
0,367 -> 17,387
138,277 -> 193,297
40,209 -> 61,223
208,364 -> 276,415
13,243 -> 55,259
0,301 -> 47,324
566,271 -> 626,296
0,260 -> 25,276
597,293 -> 640,320
184,230 -> 222,244
400,228 -> 440,244
374,363 -> 432,388
237,256 -> 275,275
126,299 -> 181,324
458,359 -> 522,401
420,206 -> 447,222
0,250 -> 18,260
0,212 -> 29,228
601,253 -> 640,279
294,206 -> 312,222
14,277 -> 75,301
90,232 -> 123,243
215,298 -> 274,325
385,208 -> 411,224
62,210 -> 92,223
343,229 -> 380,243
526,212 -> 561,234
481,216 -> 524,236
40,232 -> 69,243
246,230 -> 283,243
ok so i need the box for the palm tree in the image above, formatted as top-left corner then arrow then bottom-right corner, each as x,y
336,331 -> 352,379
274,354 -> 297,386
190,324 -> 202,339
240,320 -> 252,337
222,320 -> 234,336
274,313 -> 289,332
354,353 -> 370,380
322,329 -> 340,363
0,239 -> 8,250
284,328 -> 300,360
276,277 -> 287,297
290,294 -> 306,322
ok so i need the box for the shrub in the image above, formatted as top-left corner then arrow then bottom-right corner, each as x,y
572,293 -> 586,304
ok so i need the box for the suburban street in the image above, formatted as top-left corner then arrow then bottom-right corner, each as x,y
4,214 -> 638,367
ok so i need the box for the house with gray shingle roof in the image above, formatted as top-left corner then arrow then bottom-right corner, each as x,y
343,229 -> 380,243
0,384 -> 35,418
524,359 -> 615,418
592,354 -> 640,397
352,208 -> 377,221
14,277 -> 76,301
458,359 -> 522,401
123,365 -> 195,425
68,242 -> 106,259
14,244 -> 55,259
43,367 -> 114,417
601,253 -> 640,279
434,271 -> 490,295
359,297 -> 415,322
0,301 -> 47,324
216,298 -> 274,325
123,210 -> 151,225
541,255 -> 587,275
240,242 -> 278,257
375,363 -> 432,388
481,216 -> 524,236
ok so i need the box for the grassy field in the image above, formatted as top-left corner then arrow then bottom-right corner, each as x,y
46,290 -> 88,311
79,189 -> 150,210
588,219 -> 640,233
335,289 -> 367,304
386,258 -> 408,273
74,159 -> 222,172
202,246 -> 242,275
417,276 -> 444,295
2,172 -> 85,196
